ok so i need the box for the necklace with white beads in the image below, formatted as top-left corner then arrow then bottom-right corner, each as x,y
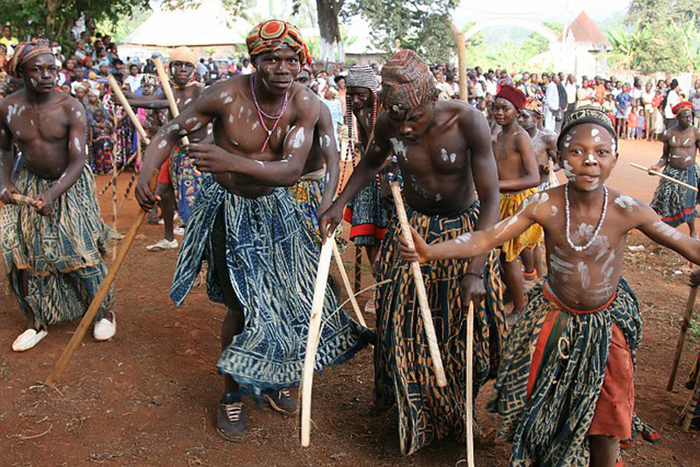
565,184 -> 608,252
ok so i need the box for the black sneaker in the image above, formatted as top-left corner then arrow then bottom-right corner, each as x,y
266,388 -> 297,415
217,393 -> 246,442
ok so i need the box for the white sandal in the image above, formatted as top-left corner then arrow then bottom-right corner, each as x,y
94,311 -> 117,341
12,329 -> 48,352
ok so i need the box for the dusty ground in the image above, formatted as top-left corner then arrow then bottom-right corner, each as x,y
0,139 -> 699,466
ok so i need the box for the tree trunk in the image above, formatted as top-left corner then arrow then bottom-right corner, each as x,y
316,0 -> 343,63
44,0 -> 60,37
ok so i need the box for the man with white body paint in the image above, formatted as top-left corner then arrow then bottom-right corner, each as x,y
650,100 -> 700,237
0,41 -> 116,351
135,20 -> 370,442
120,46 -> 207,251
320,50 -> 506,456
402,106 -> 688,466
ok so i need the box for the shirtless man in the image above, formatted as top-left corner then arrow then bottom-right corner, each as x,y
650,101 -> 700,236
342,65 -> 389,266
0,41 -> 115,351
121,46 -> 207,250
401,106 -> 688,467
518,98 -> 559,279
135,20 -> 369,441
320,50 -> 505,456
492,84 -> 540,316
288,65 -> 340,244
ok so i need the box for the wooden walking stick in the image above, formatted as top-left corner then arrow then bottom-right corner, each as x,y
111,108 -> 119,233
387,163 -> 447,387
312,184 -> 367,327
154,57 -> 190,146
9,193 -> 37,205
465,301 -> 475,467
631,163 -> 699,192
45,77 -> 154,387
300,236 -> 336,447
667,285 -> 699,391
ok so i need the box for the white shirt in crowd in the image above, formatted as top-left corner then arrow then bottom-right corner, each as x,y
124,74 -> 142,93
665,89 -> 680,119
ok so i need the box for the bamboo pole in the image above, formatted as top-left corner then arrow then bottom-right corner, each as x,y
388,170 -> 447,387
667,286 -> 699,391
465,301 -> 475,467
445,19 -> 467,102
154,57 -> 190,146
9,193 -> 37,205
44,77 -> 154,387
631,163 -> 699,192
300,237 -> 336,447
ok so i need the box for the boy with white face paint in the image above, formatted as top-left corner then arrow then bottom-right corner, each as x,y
401,106 -> 700,466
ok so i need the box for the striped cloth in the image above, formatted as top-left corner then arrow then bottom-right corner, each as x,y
488,279 -> 642,465
1,165 -> 115,329
374,202 -> 506,455
650,164 -> 699,227
169,145 -> 205,226
170,177 -> 371,395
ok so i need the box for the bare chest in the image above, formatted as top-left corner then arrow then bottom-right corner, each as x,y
388,133 -> 468,176
6,104 -> 69,144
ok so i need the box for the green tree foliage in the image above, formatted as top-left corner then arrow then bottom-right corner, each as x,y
0,0 -> 148,44
343,0 -> 459,63
607,0 -> 700,73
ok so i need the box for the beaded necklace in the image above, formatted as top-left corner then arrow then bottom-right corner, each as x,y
565,184 -> 608,251
338,92 -> 378,191
249,74 -> 289,153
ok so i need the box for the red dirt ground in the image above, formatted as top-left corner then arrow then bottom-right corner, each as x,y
0,139 -> 699,466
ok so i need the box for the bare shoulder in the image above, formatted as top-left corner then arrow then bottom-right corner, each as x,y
523,184 -> 563,223
291,84 -> 320,107
0,91 -> 20,114
607,187 -> 646,215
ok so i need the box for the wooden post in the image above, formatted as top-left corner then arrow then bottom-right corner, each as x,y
388,176 -> 447,387
112,109 -> 119,231
300,237 -> 336,447
44,77 -> 154,386
667,286 -> 699,391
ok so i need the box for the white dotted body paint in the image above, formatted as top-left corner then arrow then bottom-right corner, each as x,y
325,135 -> 331,148
435,193 -> 442,201
223,96 -> 233,105
577,262 -> 590,289
585,153 -> 596,164
440,148 -> 448,162
256,160 -> 264,167
229,115 -> 234,123
551,205 -> 558,216
591,129 -> 599,137
390,138 -> 407,161
191,122 -> 203,132
238,107 -> 244,118
672,136 -> 677,144
654,221 -> 682,240
449,153 -> 456,163
185,117 -> 196,125
76,111 -> 82,118
184,98 -> 192,105
495,214 -> 519,238
158,140 -> 167,149
291,127 -> 305,149
563,160 -> 575,180
684,138 -> 690,145
74,137 -> 80,150
614,194 -> 637,210
252,122 -> 260,131
454,233 -> 472,245
303,96 -> 309,101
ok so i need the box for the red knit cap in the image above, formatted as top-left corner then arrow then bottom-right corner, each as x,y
672,101 -> 693,116
496,84 -> 527,110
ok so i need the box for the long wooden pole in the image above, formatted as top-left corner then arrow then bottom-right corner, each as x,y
154,57 -> 190,146
300,237 -> 336,447
667,286 -> 699,391
465,301 -> 475,467
631,163 -> 699,192
45,77 -> 154,387
445,19 -> 467,102
111,109 -> 119,231
388,171 -> 447,387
